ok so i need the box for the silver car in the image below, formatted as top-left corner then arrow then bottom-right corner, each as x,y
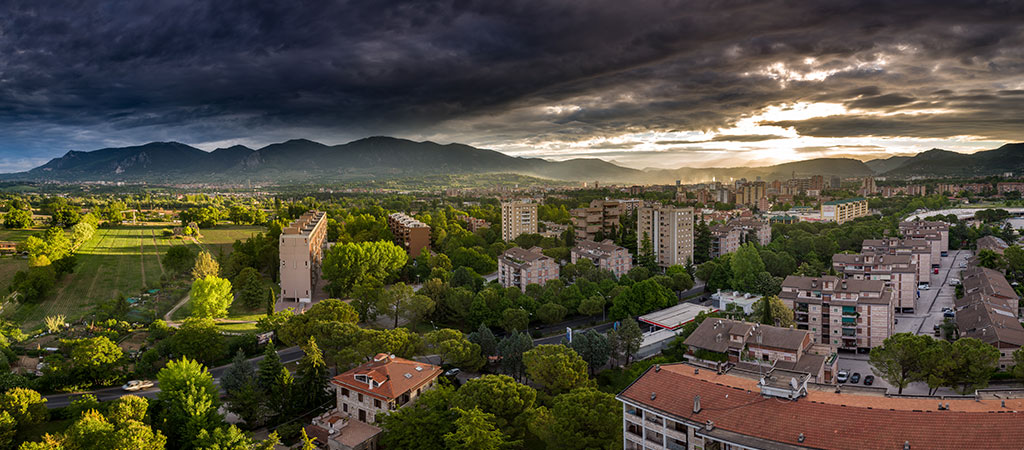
122,380 -> 155,391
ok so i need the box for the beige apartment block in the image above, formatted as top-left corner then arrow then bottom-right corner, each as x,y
638,204 -> 694,267
501,200 -> 538,241
571,239 -> 633,278
820,197 -> 869,224
279,210 -> 328,302
498,246 -> 559,292
832,253 -> 919,312
862,237 -> 934,279
780,276 -> 894,352
899,220 -> 949,253
571,199 -> 622,240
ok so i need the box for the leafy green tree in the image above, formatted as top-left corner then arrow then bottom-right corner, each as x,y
497,331 -> 534,382
233,268 -> 264,309
194,424 -> 258,449
499,308 -> 530,333
693,219 -> 712,264
257,342 -> 284,393
0,387 -> 48,443
424,329 -> 485,371
443,407 -> 510,450
947,337 -> 1000,394
453,375 -> 536,441
577,295 -> 604,318
920,339 -> 954,395
321,241 -> 407,296
609,318 -> 643,366
191,251 -> 221,280
869,333 -> 931,394
156,358 -> 222,449
165,246 -> 195,274
638,232 -> 657,272
190,276 -> 233,319
569,330 -> 611,375
730,243 -> 765,292
665,265 -> 694,291
171,317 -> 227,366
2,207 -> 32,229
751,295 -> 795,327
375,283 -> 434,329
523,345 -> 589,395
1012,347 -> 1024,380
467,324 -> 498,357
9,266 -> 56,304
66,336 -> 123,386
377,384 -> 457,450
107,395 -> 151,425
530,387 -> 621,450
295,337 -> 331,411
536,302 -> 568,325
976,249 -> 1004,270
277,299 -> 359,346
101,201 -> 127,224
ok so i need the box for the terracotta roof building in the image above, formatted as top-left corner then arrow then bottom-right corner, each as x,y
976,235 -> 1009,255
310,354 -> 442,449
683,318 -> 837,384
957,267 -> 1024,369
617,363 -> 1024,450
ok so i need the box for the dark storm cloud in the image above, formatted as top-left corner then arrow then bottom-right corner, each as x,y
0,0 -> 1023,169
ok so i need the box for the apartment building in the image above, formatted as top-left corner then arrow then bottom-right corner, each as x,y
832,253 -> 919,312
779,276 -> 894,352
571,199 -> 623,240
497,246 -> 559,292
709,217 -> 772,258
638,204 -> 694,268
683,318 -> 837,384
309,354 -> 442,450
900,220 -> 949,253
387,213 -> 431,258
819,197 -> 869,224
279,210 -> 328,302
735,181 -> 766,208
571,239 -> 632,278
460,215 -> 490,232
901,229 -> 942,265
862,237 -> 933,279
618,363 -> 1024,450
997,182 -> 1024,195
500,200 -> 539,241
859,176 -> 877,196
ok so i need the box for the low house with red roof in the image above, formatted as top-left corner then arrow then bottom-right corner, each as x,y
307,353 -> 441,450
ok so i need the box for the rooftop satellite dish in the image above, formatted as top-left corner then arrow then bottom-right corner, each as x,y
790,377 -> 799,390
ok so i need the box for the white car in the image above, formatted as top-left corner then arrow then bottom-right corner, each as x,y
949,278 -> 960,286
918,283 -> 930,291
122,380 -> 155,392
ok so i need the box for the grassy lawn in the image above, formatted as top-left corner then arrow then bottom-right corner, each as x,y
3,225 -> 264,331
215,322 -> 260,333
0,228 -> 42,243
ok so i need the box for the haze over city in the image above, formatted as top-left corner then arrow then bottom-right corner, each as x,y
1,0 -> 1022,172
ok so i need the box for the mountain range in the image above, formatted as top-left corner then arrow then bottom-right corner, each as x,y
4,137 -> 1022,184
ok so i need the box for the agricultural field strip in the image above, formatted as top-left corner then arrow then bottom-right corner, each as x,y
149,229 -> 165,275
45,227 -> 113,319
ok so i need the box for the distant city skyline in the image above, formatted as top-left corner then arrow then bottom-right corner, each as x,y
0,1 -> 1021,172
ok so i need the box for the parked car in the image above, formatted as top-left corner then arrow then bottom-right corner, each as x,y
959,262 -> 967,268
444,368 -> 461,377
864,375 -> 875,386
850,373 -> 861,384
918,283 -> 930,290
837,370 -> 849,383
934,325 -> 941,337
122,380 -> 155,392
949,278 -> 960,286
944,310 -> 955,318
934,268 -> 940,274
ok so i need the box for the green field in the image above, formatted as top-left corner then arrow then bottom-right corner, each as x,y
2,225 -> 263,330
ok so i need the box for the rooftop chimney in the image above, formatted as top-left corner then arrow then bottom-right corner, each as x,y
798,433 -> 805,443
693,395 -> 702,413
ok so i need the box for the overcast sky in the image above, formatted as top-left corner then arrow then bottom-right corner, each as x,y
1,0 -> 1022,172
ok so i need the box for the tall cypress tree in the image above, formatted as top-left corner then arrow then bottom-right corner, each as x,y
296,337 -> 331,411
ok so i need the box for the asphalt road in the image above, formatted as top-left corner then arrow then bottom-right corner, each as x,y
44,345 -> 304,408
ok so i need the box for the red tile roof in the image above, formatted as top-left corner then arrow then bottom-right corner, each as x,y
619,363 -> 1024,450
331,354 -> 441,402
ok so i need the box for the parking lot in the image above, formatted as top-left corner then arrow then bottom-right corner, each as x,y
834,249 -> 972,395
